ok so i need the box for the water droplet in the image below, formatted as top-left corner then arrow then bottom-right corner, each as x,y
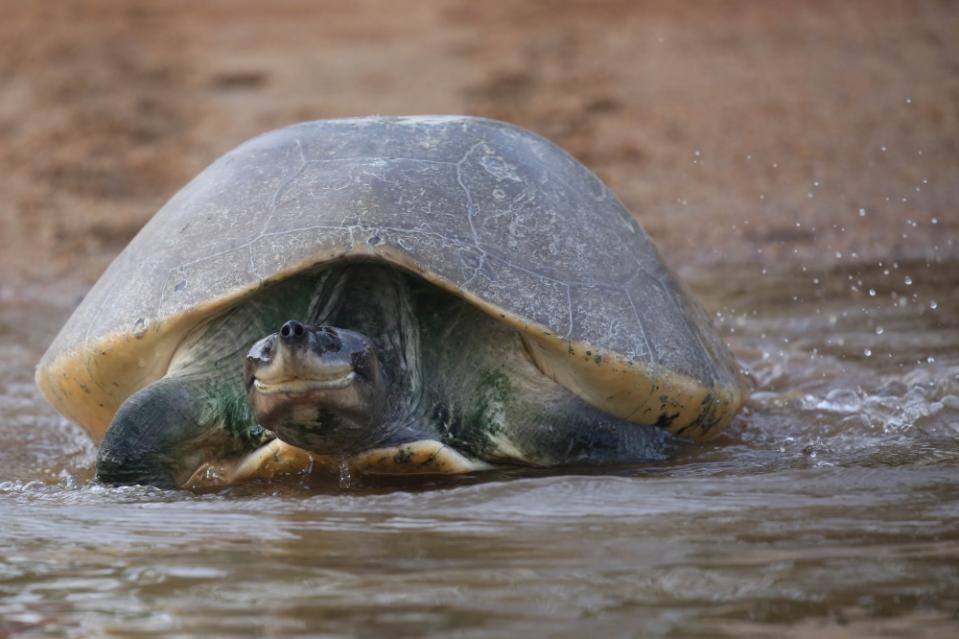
927,356 -> 936,364
868,288 -> 876,297
864,348 -> 872,357
881,145 -> 887,152
875,326 -> 884,335
904,276 -> 913,286
132,318 -> 149,338
929,300 -> 938,310
338,459 -> 352,489
931,217 -> 939,225
858,208 -> 866,217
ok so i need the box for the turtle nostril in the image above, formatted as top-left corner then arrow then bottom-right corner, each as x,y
280,320 -> 305,342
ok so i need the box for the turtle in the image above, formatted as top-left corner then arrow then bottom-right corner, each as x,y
36,116 -> 748,489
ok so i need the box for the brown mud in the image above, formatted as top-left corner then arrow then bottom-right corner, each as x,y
1,0 -> 957,290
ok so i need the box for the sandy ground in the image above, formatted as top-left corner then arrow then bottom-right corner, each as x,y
1,0 -> 957,290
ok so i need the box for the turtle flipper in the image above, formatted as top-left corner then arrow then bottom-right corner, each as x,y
183,439 -> 320,489
96,376 -> 254,488
183,438 -> 488,486
352,439 -> 491,475
525,394 -> 682,466
443,363 -> 682,468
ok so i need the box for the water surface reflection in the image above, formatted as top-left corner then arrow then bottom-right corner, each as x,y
1,261 -> 957,637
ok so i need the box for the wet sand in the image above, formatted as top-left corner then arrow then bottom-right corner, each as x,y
1,0 -> 957,290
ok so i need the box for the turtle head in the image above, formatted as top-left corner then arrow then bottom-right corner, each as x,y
245,321 -> 387,454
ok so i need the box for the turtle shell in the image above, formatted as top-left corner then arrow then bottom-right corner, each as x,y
37,116 -> 747,443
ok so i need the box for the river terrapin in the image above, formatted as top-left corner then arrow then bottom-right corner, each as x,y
36,116 -> 748,489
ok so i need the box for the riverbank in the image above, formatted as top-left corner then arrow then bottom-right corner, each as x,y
1,0 -> 956,290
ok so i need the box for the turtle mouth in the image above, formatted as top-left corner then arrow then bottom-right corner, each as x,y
252,371 -> 356,395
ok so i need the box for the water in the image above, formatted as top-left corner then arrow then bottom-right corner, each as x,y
1,261 -> 957,637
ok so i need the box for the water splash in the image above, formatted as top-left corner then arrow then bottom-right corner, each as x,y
338,458 -> 352,489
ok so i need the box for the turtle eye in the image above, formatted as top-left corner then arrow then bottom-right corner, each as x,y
247,335 -> 275,363
317,327 -> 342,353
350,351 -> 368,380
243,356 -> 260,389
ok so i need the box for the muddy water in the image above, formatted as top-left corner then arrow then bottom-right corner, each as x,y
1,261 -> 957,637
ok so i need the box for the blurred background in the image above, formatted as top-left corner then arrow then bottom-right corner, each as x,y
2,3 -> 959,636
1,0 -> 956,288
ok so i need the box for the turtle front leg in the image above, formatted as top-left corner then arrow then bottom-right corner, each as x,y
96,375 -> 267,489
183,439 -> 319,490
